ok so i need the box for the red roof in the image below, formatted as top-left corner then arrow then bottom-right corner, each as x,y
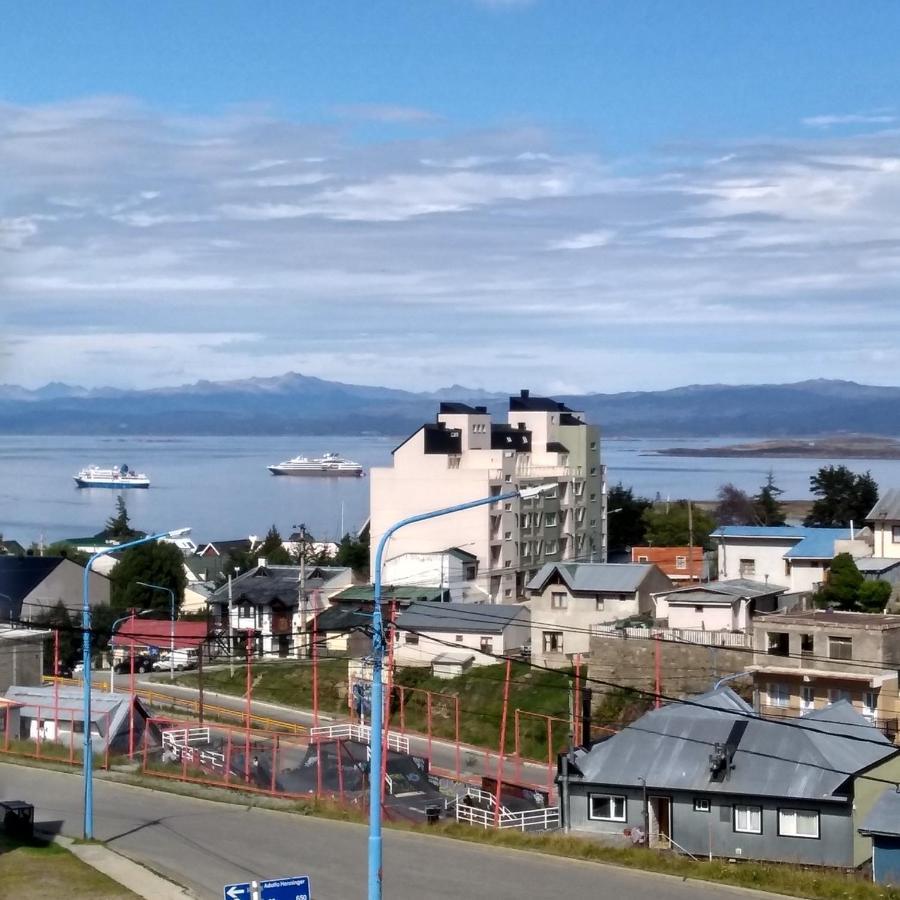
111,618 -> 210,650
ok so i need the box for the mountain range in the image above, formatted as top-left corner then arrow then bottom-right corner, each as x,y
3,374 -> 900,437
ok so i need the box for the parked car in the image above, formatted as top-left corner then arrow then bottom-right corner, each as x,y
114,654 -> 153,674
151,649 -> 198,672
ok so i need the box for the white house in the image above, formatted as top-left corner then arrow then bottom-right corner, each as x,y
653,579 -> 786,632
711,525 -> 870,594
394,601 -> 529,670
868,490 -> 900,560
525,562 -> 673,664
382,547 -> 485,603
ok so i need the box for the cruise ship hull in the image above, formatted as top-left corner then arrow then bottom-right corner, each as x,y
267,466 -> 363,477
74,477 -> 150,489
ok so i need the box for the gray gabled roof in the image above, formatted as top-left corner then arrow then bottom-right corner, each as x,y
396,601 -> 526,635
527,562 -> 657,594
855,557 -> 900,575
859,788 -> 900,837
868,489 -> 900,522
662,579 -> 786,605
208,564 -> 351,606
574,688 -> 895,802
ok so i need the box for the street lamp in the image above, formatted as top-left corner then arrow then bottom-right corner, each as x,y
108,609 -> 156,693
135,581 -> 178,681
366,483 -> 555,900
82,527 -> 188,840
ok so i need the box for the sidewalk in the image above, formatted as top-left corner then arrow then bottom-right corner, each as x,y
50,833 -> 195,899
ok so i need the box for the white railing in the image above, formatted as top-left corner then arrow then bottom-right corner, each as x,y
455,802 -> 560,831
162,726 -> 212,748
161,727 -> 224,769
590,625 -> 753,649
310,722 -> 410,754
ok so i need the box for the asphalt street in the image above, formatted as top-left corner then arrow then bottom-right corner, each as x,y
1,762 -> 753,900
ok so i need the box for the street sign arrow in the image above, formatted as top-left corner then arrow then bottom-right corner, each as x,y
223,882 -> 251,900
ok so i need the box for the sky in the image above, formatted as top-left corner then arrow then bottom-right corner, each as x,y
3,1 -> 900,393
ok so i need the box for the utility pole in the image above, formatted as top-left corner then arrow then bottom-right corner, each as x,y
228,574 -> 234,679
688,499 -> 695,582
296,524 -> 309,658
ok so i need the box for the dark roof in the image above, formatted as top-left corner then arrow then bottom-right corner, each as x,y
197,539 -> 255,557
111,619 -> 210,650
559,412 -> 584,426
574,688 -> 895,801
0,556 -> 66,618
546,441 -> 569,453
208,564 -> 305,606
331,584 -> 448,604
490,423 -> 531,451
438,402 -> 488,415
859,789 -> 900,837
868,489 -> 900,522
420,423 -> 462,455
312,605 -> 376,633
396,601 -> 526,634
0,540 -> 26,556
527,562 -> 660,594
508,389 -> 574,413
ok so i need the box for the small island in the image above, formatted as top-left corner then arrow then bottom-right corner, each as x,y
652,435 -> 900,459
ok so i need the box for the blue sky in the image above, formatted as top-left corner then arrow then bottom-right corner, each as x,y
3,1 -> 900,392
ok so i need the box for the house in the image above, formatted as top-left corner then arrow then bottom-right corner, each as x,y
0,540 -> 25,557
382,548 -> 486,603
0,625 -> 49,691
868,490 -> 900,559
630,546 -> 706,582
712,525 -> 869,594
525,562 -> 672,663
0,556 -> 110,621
394,601 -> 530,669
855,556 -> 900,592
564,686 -> 899,866
859,790 -> 900,885
195,537 -> 261,559
653,579 -> 786,633
4,685 -> 159,753
370,391 -> 604,604
207,563 -> 354,658
749,610 -> 900,729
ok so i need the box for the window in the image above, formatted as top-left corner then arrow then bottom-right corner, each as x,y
828,636 -> 852,661
522,542 -> 531,558
504,588 -> 512,598
778,809 -> 819,839
522,513 -> 532,528
504,502 -> 511,511
504,531 -> 512,540
463,563 -> 477,580
893,525 -> 900,544
694,605 -> 704,613
589,794 -> 626,822
534,513 -> 543,528
544,512 -> 557,527
864,691 -> 877,720
801,686 -> 815,711
675,556 -> 687,570
551,592 -> 568,610
590,519 -> 597,527
535,540 -> 543,556
504,474 -> 512,483
590,441 -> 597,451
544,487 -> 557,500
239,602 -> 253,619
800,634 -> 813,654
733,805 -> 762,834
543,631 -> 564,653
480,637 -> 493,653
767,683 -> 790,708
545,540 -> 557,554
828,687 -> 852,704
596,596 -> 605,611
739,558 -> 756,578
590,493 -> 597,502
504,560 -> 512,568
455,635 -> 463,643
767,632 -> 789,657
693,798 -> 711,813
404,633 -> 419,646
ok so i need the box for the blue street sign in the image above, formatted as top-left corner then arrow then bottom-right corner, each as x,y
258,875 -> 311,900
223,883 -> 252,900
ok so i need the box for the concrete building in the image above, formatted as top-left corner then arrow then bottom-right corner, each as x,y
653,579 -> 786,632
0,556 -> 110,621
749,610 -> 900,730
630,546 -> 707,583
525,562 -> 672,665
382,548 -> 484,603
0,626 -> 48,691
711,525 -> 870,594
564,686 -> 899,867
394,601 -> 529,670
868,490 -> 900,559
370,391 -> 604,604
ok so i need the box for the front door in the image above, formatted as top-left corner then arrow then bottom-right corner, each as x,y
649,796 -> 672,849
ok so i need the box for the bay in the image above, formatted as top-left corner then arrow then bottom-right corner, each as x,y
2,434 -> 900,548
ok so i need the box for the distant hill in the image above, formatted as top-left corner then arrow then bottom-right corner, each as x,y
3,374 -> 900,437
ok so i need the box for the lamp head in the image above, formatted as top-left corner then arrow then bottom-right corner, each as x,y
165,527 -> 191,539
518,483 -> 557,501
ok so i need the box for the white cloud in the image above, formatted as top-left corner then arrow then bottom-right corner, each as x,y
803,112 -> 896,128
6,96 -> 900,391
332,104 -> 439,123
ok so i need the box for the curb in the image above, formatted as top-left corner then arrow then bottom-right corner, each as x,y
48,832 -> 195,899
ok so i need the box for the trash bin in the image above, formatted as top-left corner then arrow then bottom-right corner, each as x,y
1,802 -> 34,841
425,805 -> 441,826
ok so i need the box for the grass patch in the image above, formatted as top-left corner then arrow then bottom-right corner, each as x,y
0,831 -> 139,898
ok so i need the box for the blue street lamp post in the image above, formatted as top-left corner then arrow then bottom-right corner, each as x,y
135,581 -> 178,681
82,527 -> 188,840
367,484 -> 553,900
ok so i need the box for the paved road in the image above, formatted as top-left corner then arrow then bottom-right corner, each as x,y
100,672 -> 554,792
2,762 -> 749,900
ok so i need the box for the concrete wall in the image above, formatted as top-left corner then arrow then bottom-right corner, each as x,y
588,634 -> 748,698
872,522 -> 900,560
0,635 -> 44,692
717,538 -> 793,586
786,559 -> 829,594
567,783 -> 854,866
667,603 -> 734,632
394,616 -> 529,668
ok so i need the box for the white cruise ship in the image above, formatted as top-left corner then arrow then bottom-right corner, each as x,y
267,452 -> 364,477
73,464 -> 151,489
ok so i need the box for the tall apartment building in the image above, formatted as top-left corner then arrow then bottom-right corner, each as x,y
369,390 -> 604,603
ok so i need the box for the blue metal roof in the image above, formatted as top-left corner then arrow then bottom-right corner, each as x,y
711,525 -> 852,559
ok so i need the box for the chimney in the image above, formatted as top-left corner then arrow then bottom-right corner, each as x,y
257,557 -> 268,569
520,389 -> 530,399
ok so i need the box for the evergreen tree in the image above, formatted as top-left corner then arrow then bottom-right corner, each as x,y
804,466 -> 879,527
104,496 -> 140,540
256,524 -> 292,565
858,580 -> 893,613
110,541 -> 187,612
335,531 -> 370,576
815,553 -> 864,610
642,501 -> 715,548
606,483 -> 652,549
714,483 -> 757,526
753,471 -> 787,526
